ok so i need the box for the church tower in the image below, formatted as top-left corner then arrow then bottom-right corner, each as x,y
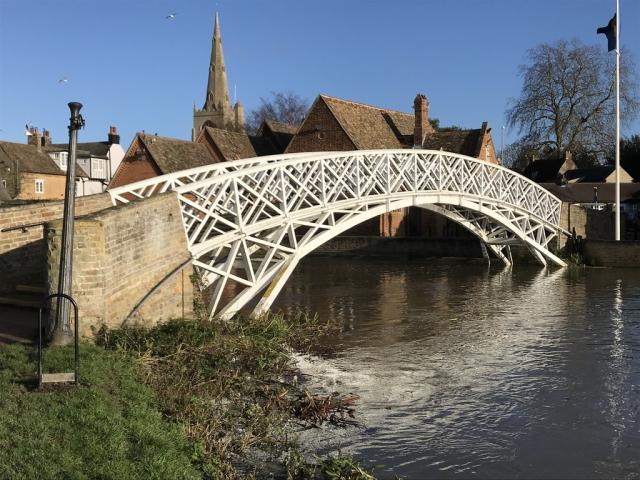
193,14 -> 245,139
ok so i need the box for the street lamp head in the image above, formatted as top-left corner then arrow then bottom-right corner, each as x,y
68,102 -> 85,131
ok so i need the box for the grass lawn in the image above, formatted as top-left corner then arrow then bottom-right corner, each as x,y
0,343 -> 199,480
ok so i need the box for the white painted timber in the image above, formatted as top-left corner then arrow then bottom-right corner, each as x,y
109,150 -> 566,318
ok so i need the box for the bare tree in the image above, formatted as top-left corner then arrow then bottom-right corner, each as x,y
247,91 -> 309,134
502,139 -> 539,172
506,39 -> 639,161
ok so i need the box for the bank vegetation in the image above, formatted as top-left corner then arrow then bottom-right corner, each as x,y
0,311 -> 376,479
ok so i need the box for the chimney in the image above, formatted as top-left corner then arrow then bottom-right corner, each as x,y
413,94 -> 432,148
234,102 -> 245,132
108,126 -> 120,145
27,127 -> 43,150
42,129 -> 52,147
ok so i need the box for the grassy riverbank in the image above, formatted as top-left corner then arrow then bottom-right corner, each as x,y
0,313 -> 375,479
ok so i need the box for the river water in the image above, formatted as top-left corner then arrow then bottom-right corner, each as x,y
273,256 -> 640,479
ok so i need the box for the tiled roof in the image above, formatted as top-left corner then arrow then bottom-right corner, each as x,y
50,142 -> 110,158
320,95 -> 412,149
421,129 -> 482,157
318,95 -> 484,157
541,182 -> 640,203
0,141 -> 64,175
261,120 -> 298,151
139,134 -> 215,173
263,120 -> 298,135
564,166 -> 616,183
204,127 -> 279,160
522,158 -> 565,182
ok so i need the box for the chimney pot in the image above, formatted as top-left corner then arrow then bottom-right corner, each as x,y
108,126 -> 120,145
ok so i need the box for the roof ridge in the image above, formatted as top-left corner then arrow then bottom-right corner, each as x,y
319,94 -> 413,117
138,132 -> 193,143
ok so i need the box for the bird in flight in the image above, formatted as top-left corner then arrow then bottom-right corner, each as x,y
165,13 -> 177,20
58,77 -> 68,84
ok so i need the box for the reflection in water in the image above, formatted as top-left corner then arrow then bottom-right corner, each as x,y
274,258 -> 640,479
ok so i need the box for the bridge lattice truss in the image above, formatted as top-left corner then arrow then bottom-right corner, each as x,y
109,150 -> 566,319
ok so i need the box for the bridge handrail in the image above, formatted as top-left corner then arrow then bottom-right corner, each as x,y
110,149 -> 561,208
184,150 -> 560,226
107,150 -> 339,200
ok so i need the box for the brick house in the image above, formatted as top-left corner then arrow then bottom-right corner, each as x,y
286,93 -> 499,237
196,120 -> 296,162
108,133 -> 215,188
0,140 -> 67,201
110,122 -> 297,188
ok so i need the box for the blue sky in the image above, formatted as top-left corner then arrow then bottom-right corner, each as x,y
1,0 -> 638,150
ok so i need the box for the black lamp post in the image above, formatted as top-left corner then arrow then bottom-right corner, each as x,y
51,102 -> 84,345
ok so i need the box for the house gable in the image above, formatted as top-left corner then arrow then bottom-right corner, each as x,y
108,136 -> 162,188
285,96 -> 356,153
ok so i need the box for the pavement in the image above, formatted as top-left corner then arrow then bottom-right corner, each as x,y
0,305 -> 39,345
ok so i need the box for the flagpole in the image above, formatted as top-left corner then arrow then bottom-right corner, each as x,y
615,0 -> 621,241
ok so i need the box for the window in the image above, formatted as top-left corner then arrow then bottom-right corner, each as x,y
1,179 -> 6,189
92,159 -> 106,178
51,152 -> 68,170
485,145 -> 491,162
35,179 -> 44,194
59,152 -> 68,170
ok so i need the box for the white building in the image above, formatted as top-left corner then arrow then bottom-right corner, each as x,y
47,126 -> 125,196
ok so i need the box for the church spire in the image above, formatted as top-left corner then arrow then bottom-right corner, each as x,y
193,12 -> 244,139
204,13 -> 231,111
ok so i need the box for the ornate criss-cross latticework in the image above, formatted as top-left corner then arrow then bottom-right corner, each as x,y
109,150 -> 567,319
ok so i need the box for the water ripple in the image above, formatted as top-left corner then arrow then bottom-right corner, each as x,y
278,258 -> 640,479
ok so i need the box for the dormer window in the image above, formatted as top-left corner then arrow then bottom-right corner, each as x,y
52,151 -> 69,170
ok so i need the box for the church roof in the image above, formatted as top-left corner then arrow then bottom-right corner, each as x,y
139,134 -> 215,173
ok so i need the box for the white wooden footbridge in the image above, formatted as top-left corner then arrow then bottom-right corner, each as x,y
108,150 -> 566,319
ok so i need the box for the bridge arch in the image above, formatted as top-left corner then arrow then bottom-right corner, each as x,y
109,150 -> 566,319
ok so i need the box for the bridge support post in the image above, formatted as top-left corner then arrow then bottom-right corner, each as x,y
251,256 -> 301,318
480,242 -> 491,266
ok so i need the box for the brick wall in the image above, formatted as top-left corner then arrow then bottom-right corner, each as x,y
285,98 -> 356,153
109,136 -> 162,188
584,240 -> 640,267
477,133 -> 499,165
45,192 -> 193,335
0,193 -> 112,293
380,209 -> 407,237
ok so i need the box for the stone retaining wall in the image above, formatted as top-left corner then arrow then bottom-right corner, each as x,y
584,240 -> 640,268
0,193 -> 112,292
46,192 -> 193,336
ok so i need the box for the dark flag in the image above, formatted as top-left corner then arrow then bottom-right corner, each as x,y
597,14 -> 617,52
